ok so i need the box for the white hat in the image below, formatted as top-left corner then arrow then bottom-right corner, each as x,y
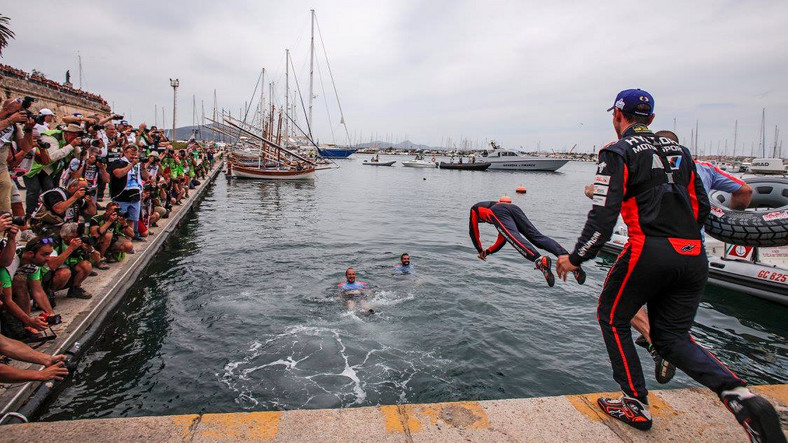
39,108 -> 55,116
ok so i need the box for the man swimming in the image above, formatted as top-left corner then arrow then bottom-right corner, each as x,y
469,196 -> 585,287
338,268 -> 373,313
394,253 -> 413,274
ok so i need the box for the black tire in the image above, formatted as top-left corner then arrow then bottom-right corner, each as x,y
704,177 -> 788,247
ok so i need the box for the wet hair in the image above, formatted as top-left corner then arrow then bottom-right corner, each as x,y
655,130 -> 679,143
400,253 -> 409,260
345,268 -> 354,276
620,103 -> 652,124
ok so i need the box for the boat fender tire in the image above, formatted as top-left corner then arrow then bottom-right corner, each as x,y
704,177 -> 788,247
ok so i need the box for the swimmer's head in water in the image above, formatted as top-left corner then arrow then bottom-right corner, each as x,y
345,268 -> 356,283
498,195 -> 512,203
400,253 -> 410,266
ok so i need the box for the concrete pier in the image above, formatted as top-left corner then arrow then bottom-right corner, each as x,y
0,160 -> 224,416
1,384 -> 785,442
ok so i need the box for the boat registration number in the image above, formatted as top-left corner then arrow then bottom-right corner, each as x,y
756,270 -> 788,282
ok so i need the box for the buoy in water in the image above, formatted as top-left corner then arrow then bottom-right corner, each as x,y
499,195 -> 512,203
516,186 -> 527,194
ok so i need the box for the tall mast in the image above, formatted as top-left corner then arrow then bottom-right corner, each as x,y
760,108 -> 766,157
260,68 -> 273,135
308,9 -> 315,138
732,120 -> 738,158
212,89 -> 217,144
694,120 -> 699,159
285,49 -> 290,145
78,51 -> 83,90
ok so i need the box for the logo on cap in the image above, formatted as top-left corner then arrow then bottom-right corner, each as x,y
614,99 -> 625,110
640,96 -> 649,102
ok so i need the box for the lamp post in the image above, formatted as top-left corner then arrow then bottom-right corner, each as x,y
170,78 -> 179,140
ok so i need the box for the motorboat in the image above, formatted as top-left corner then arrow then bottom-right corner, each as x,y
481,149 -> 569,172
438,161 -> 491,171
401,154 -> 437,168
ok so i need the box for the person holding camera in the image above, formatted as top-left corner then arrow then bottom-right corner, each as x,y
109,145 -> 150,241
2,236 -> 58,341
0,332 -> 69,383
67,147 -> 109,202
89,202 -> 134,262
32,108 -> 55,135
23,124 -> 84,218
29,177 -> 97,235
47,223 -> 97,300
0,98 -> 38,213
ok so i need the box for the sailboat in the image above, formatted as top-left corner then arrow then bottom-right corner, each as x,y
749,109 -> 785,175
300,9 -> 356,159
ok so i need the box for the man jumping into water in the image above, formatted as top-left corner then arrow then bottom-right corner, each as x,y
338,268 -> 373,313
469,196 -> 585,287
556,89 -> 781,441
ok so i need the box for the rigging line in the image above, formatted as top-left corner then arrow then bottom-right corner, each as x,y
315,15 -> 352,146
289,53 -> 314,139
238,70 -> 263,142
315,56 -> 336,144
284,112 -> 338,168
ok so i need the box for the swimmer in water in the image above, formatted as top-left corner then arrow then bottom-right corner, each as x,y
394,253 -> 413,274
338,268 -> 373,313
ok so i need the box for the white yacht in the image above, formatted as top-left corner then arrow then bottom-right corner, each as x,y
481,149 -> 569,172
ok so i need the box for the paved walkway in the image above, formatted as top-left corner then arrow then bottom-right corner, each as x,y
3,385 -> 785,442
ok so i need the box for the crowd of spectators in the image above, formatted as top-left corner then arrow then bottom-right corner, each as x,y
0,96 -> 218,383
1,65 -> 109,107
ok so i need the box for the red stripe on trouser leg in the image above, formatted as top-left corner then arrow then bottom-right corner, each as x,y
607,238 -> 644,397
689,336 -> 744,383
613,326 -> 638,396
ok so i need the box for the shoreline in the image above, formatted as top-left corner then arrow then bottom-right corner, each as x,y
0,160 -> 225,422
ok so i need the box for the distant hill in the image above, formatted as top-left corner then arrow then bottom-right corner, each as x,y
355,140 -> 446,151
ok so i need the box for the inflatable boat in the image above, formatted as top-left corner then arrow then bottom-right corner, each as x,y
600,176 -> 788,305
363,160 -> 396,166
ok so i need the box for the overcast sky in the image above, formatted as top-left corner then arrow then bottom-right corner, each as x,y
3,1 -> 787,154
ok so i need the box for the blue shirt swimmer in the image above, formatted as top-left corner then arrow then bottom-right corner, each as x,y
394,253 -> 413,274
338,268 -> 373,313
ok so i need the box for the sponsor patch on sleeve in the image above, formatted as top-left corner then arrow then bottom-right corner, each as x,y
593,184 -> 608,196
592,195 -> 607,206
594,175 -> 610,185
710,207 -> 725,218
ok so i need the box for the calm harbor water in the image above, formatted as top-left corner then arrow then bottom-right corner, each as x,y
38,157 -> 787,420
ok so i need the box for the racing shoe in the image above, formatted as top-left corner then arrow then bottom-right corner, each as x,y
534,256 -> 555,287
597,395 -> 652,431
635,335 -> 676,384
721,387 -> 785,443
573,266 -> 586,285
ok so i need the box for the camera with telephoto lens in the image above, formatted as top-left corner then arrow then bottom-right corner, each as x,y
36,139 -> 51,150
21,96 -> 39,121
0,210 -> 25,227
83,138 -> 101,148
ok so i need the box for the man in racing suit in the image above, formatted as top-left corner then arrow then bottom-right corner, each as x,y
556,89 -> 781,442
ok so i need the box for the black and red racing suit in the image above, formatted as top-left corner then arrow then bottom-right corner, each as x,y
469,201 -> 567,262
569,123 -> 744,401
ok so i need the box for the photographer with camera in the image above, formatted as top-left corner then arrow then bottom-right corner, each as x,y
32,108 -> 55,135
23,124 -> 84,218
29,177 -> 97,235
67,147 -> 109,203
89,201 -> 134,262
109,145 -> 150,242
0,332 -> 69,383
2,236 -> 58,341
0,98 -> 38,213
46,223 -> 97,300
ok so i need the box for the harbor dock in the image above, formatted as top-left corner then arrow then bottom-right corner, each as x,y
2,384 -> 785,442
